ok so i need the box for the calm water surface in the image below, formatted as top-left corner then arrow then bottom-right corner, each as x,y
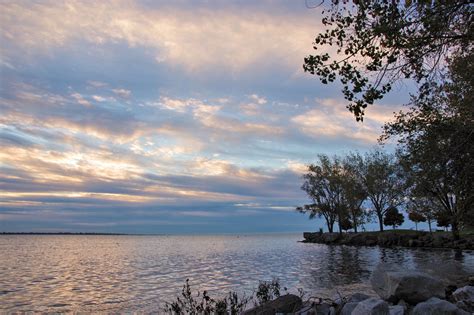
1,234 -> 473,313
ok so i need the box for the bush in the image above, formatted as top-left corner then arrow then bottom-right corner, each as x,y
163,279 -> 286,314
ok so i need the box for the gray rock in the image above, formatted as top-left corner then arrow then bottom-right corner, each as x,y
341,302 -> 359,315
294,303 -> 314,315
370,265 -> 445,304
348,293 -> 371,303
352,297 -> 389,315
242,294 -> 303,315
389,305 -> 404,315
412,297 -> 470,315
314,303 -> 331,315
452,286 -> 474,312
396,299 -> 408,310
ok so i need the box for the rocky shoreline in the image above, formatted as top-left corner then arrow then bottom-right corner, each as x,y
302,231 -> 474,250
243,264 -> 474,314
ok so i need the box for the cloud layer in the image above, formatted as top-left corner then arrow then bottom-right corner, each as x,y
0,0 -> 406,233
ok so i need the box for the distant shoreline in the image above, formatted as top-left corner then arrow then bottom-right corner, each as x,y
0,232 -> 147,236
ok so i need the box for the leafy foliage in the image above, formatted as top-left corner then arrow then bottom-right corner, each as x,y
163,279 -> 287,315
304,0 -> 472,120
408,210 -> 426,231
255,279 -> 281,306
163,279 -> 250,315
385,53 -> 474,239
298,153 -> 371,233
383,206 -> 405,229
354,150 -> 406,232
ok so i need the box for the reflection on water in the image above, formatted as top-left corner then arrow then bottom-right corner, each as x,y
1,234 -> 473,312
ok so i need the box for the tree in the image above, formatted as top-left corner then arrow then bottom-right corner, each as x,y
339,216 -> 353,232
436,212 -> 451,232
406,196 -> 438,233
341,154 -> 368,233
354,150 -> 406,232
304,1 -> 472,120
298,155 -> 342,233
297,203 -> 336,233
385,53 -> 474,239
383,206 -> 404,230
408,211 -> 426,231
298,154 -> 366,234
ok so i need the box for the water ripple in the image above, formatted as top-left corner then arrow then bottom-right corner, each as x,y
0,234 -> 473,313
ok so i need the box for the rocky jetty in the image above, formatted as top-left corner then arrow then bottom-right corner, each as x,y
244,263 -> 474,314
302,231 -> 474,250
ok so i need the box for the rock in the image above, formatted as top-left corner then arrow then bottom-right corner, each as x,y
314,303 -> 332,315
294,302 -> 314,315
242,294 -> 303,315
370,266 -> 445,304
348,293 -> 371,303
396,299 -> 408,310
468,276 -> 474,286
452,286 -> 474,312
341,302 -> 359,315
322,233 -> 340,243
389,305 -> 404,315
412,297 -> 470,315
351,297 -> 389,315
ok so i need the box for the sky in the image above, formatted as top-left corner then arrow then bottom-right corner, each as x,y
0,0 -> 414,234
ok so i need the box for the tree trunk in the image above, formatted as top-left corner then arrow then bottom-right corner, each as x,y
452,221 -> 460,240
378,213 -> 384,232
338,214 -> 343,235
325,217 -> 332,233
428,219 -> 432,233
415,222 -> 418,231
327,219 -> 334,233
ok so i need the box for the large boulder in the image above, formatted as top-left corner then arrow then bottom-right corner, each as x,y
242,294 -> 302,315
452,286 -> 474,313
351,298 -> 389,315
341,302 -> 359,315
412,297 -> 470,315
388,305 -> 404,315
370,266 -> 445,304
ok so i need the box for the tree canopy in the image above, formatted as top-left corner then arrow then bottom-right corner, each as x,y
304,0 -> 473,120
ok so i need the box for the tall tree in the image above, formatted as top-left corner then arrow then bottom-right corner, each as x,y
304,0 -> 472,120
385,53 -> 474,239
298,155 -> 341,233
342,153 -> 368,233
355,150 -> 406,232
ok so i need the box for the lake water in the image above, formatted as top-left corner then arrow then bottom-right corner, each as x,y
1,234 -> 473,313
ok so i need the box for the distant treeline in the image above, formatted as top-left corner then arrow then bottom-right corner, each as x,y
0,232 -> 130,235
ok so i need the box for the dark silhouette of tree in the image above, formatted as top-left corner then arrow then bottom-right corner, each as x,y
436,212 -> 451,232
406,196 -> 438,233
297,203 -> 336,233
298,155 -> 342,233
383,206 -> 404,230
339,216 -> 353,233
303,1 -> 472,120
408,211 -> 426,231
298,154 -> 367,234
342,154 -> 368,233
386,53 -> 474,239
354,150 -> 406,232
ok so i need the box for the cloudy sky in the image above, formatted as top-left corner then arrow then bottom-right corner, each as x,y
0,0 -> 410,233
